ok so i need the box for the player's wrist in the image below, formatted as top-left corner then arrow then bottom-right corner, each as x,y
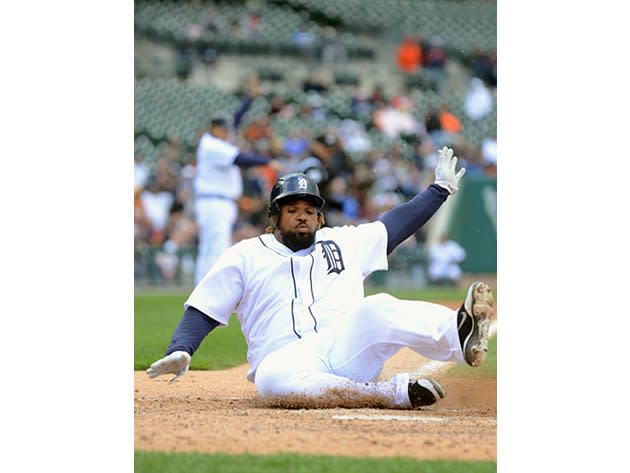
433,180 -> 456,194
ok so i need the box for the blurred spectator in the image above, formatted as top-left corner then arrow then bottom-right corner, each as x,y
321,26 -> 348,63
303,70 -> 330,94
470,46 -> 493,84
134,154 -> 150,189
282,127 -> 311,159
373,95 -> 422,139
305,91 -> 327,121
336,118 -> 372,154
312,127 -> 354,178
419,137 -> 439,180
243,114 -> 274,149
325,176 -> 355,222
293,23 -> 319,61
487,49 -> 497,88
155,201 -> 198,281
268,94 -> 292,117
350,89 -> 373,123
368,85 -> 388,108
459,143 -> 485,175
140,177 -> 175,245
423,36 -> 447,70
463,77 -> 493,122
424,104 -> 462,148
423,36 -> 447,85
230,18 -> 242,37
438,104 -> 462,134
186,7 -> 218,41
154,156 -> 179,193
481,134 -> 497,167
134,185 -> 152,246
428,235 -> 466,286
424,108 -> 442,136
396,34 -> 422,74
241,10 -> 261,37
175,42 -> 195,81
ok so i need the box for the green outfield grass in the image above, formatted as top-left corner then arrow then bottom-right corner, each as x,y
134,293 -> 248,370
134,451 -> 496,473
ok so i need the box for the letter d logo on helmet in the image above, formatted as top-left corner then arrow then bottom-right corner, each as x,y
268,173 -> 326,216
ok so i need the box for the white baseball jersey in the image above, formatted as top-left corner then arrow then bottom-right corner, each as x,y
429,240 -> 466,281
185,221 -> 389,381
194,132 -> 243,200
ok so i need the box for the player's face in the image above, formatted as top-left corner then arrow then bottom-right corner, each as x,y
211,125 -> 229,140
276,199 -> 319,251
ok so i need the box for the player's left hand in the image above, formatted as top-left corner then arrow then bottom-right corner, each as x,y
434,146 -> 466,195
146,351 -> 191,384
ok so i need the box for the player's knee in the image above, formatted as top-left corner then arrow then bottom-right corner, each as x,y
254,357 -> 295,398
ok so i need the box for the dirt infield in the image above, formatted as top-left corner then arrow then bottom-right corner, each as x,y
134,347 -> 496,461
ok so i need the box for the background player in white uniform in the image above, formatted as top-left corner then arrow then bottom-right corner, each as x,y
148,147 -> 495,408
428,234 -> 467,286
194,75 -> 282,284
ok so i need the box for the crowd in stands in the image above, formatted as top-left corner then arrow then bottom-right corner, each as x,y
134,2 -> 497,286
135,77 -> 496,284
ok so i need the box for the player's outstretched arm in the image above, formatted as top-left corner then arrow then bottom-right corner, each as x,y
379,147 -> 465,254
233,73 -> 260,130
146,306 -> 221,383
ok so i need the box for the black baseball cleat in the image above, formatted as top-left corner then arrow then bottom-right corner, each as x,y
408,378 -> 445,408
457,281 -> 495,367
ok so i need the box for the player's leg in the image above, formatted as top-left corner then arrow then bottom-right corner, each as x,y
323,282 -> 495,382
194,199 -> 236,284
255,282 -> 493,409
254,336 -> 438,409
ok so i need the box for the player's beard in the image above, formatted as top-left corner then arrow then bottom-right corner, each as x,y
280,228 -> 316,251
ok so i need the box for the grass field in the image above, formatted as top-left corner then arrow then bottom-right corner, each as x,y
135,451 -> 497,473
135,287 -> 497,473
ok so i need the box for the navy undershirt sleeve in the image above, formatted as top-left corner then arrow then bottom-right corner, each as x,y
379,184 -> 450,255
164,306 -> 221,356
233,96 -> 253,130
233,150 -> 271,168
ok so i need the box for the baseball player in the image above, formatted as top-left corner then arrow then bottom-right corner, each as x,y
194,74 -> 282,284
148,147 -> 494,409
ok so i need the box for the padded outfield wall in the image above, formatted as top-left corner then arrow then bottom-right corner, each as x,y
447,175 -> 497,273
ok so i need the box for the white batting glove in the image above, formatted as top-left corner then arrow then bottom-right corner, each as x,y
146,351 -> 191,384
434,146 -> 466,194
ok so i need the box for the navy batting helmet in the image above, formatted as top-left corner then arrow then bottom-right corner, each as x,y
268,173 -> 325,216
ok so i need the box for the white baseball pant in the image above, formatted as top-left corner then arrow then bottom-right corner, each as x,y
254,293 -> 465,408
194,198 -> 238,284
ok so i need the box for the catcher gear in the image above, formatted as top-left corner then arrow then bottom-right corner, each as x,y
434,146 -> 466,194
146,351 -> 191,384
268,172 -> 325,217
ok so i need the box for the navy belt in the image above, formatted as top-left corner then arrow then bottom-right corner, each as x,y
196,193 -> 235,201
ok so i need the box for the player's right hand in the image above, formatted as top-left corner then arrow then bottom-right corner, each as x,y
146,351 -> 191,384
